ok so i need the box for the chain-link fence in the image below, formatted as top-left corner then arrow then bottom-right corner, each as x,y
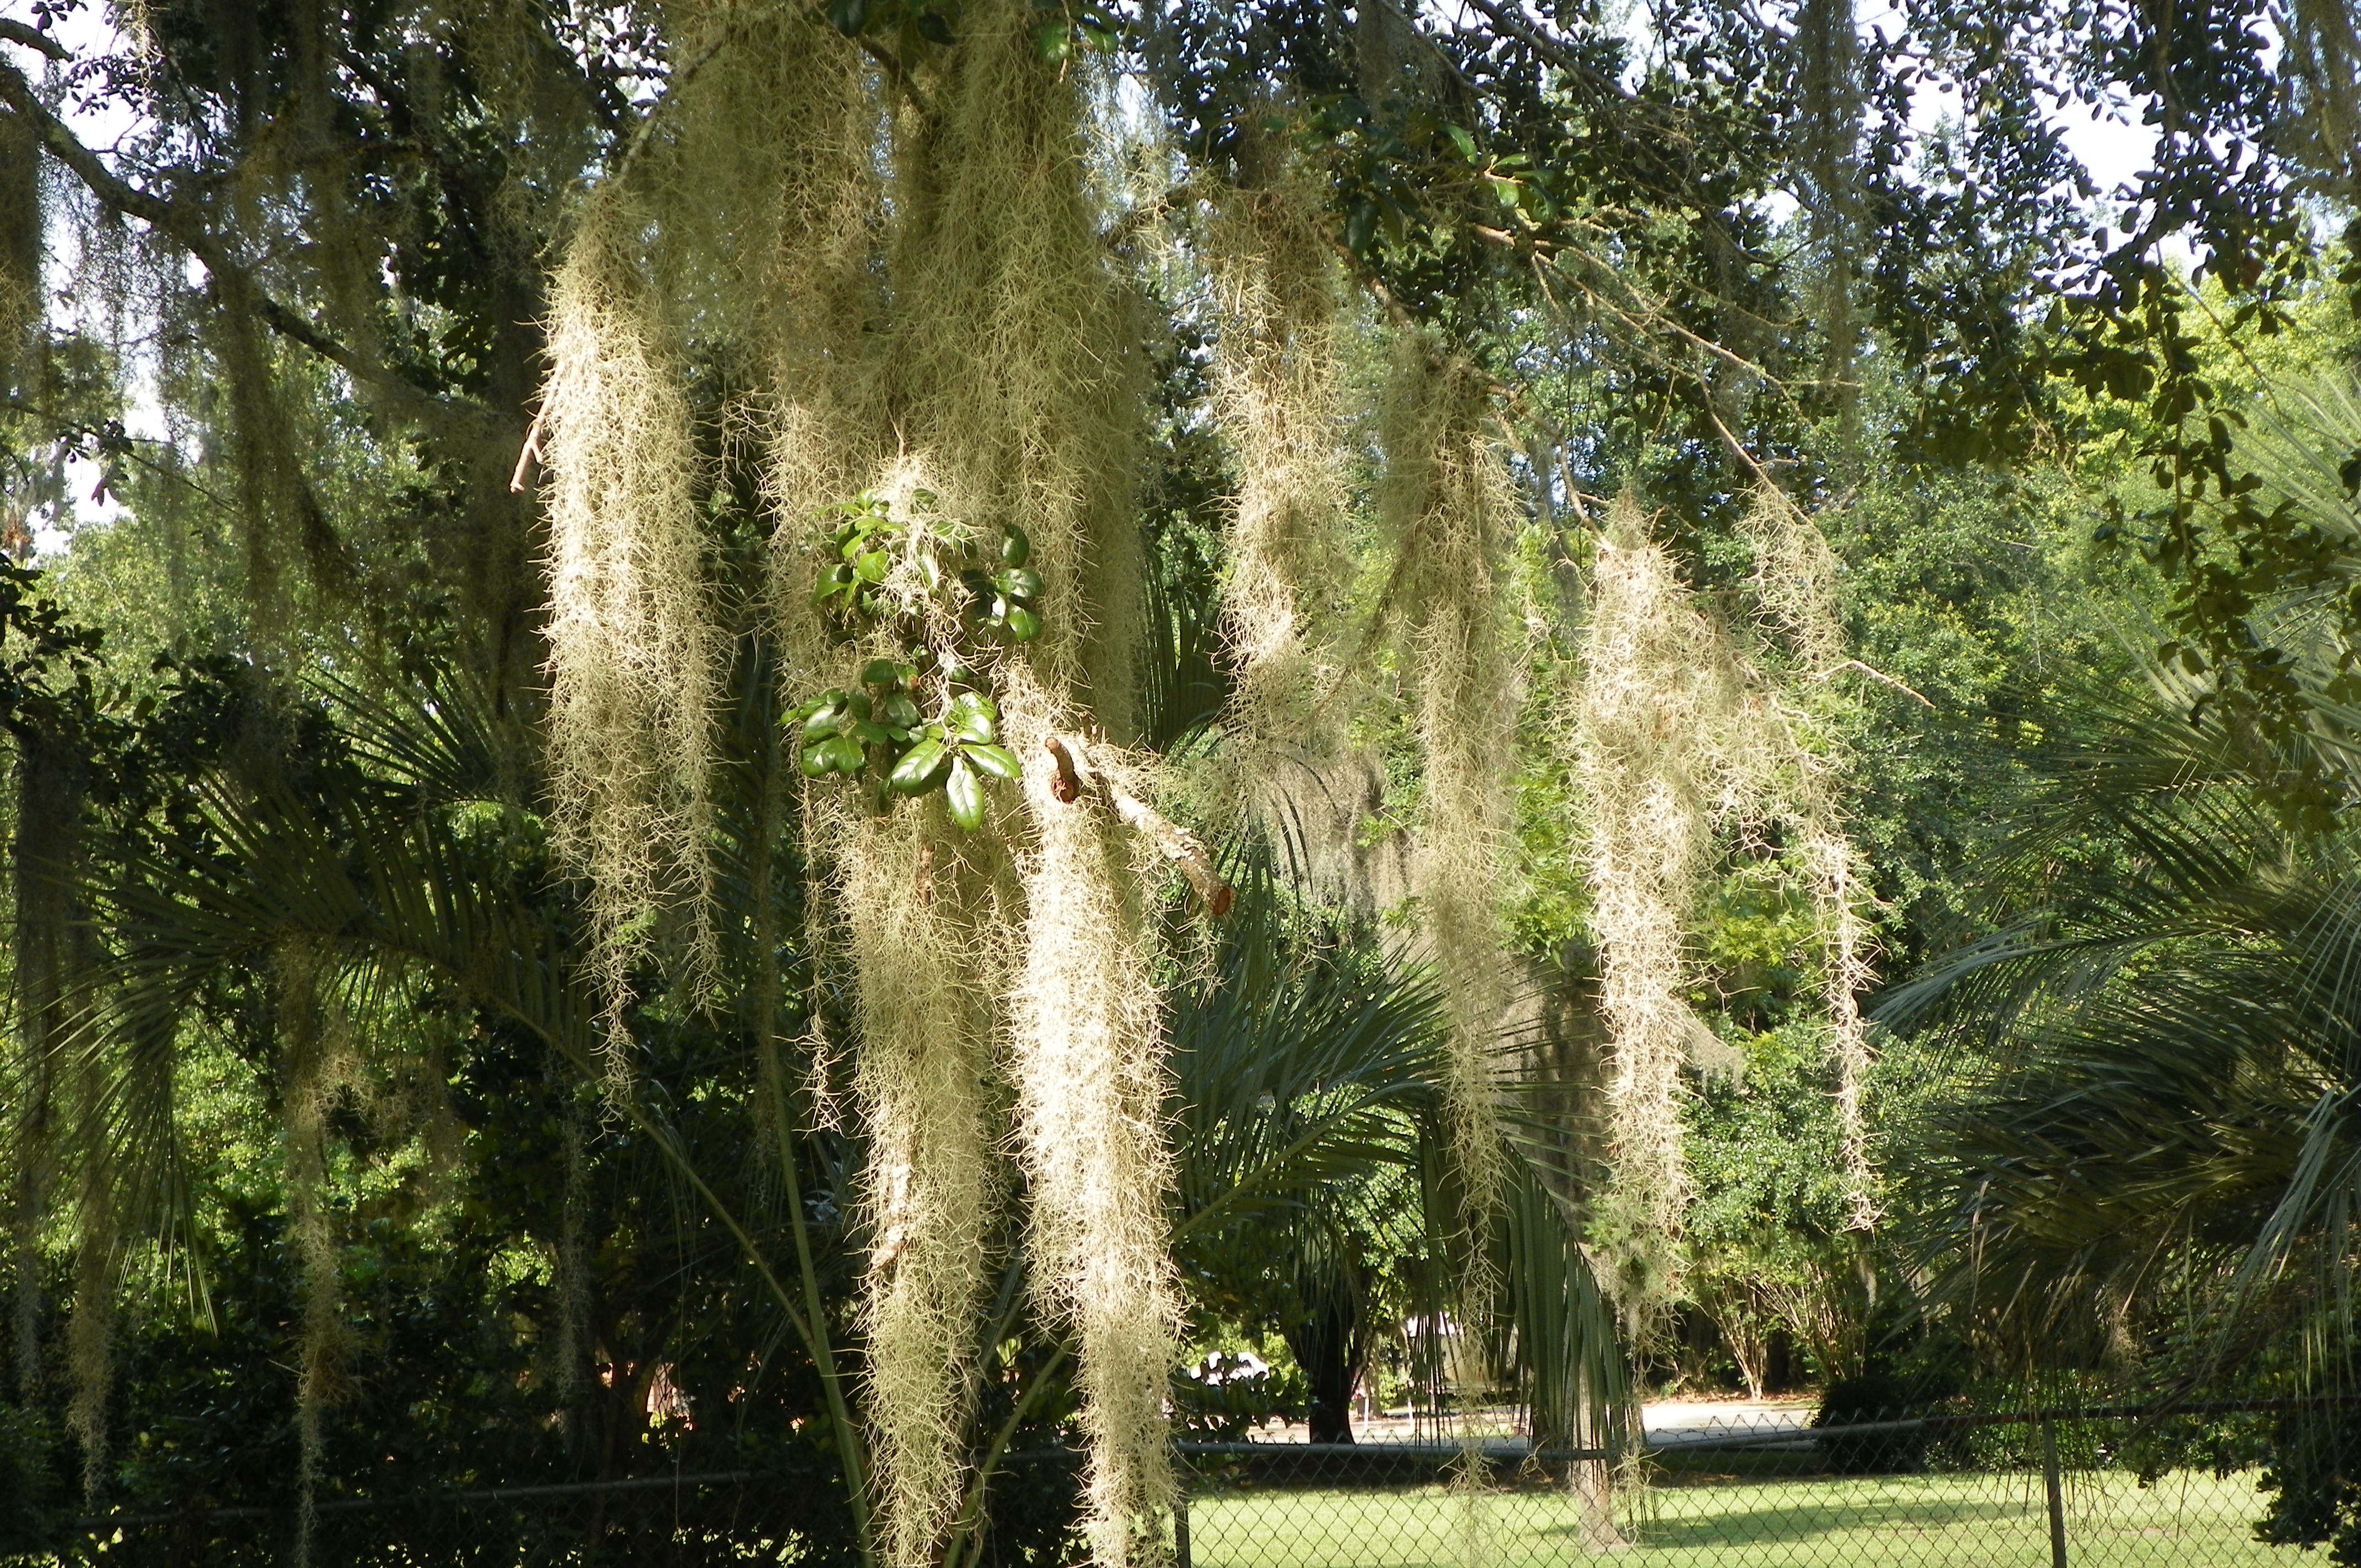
1171,1403 -> 2351,1568
19,1402 -> 2355,1566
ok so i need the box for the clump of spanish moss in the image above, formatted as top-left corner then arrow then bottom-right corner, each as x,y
1002,670 -> 1182,1568
2283,0 -> 2361,195
1577,488 -> 1881,1317
1802,821 -> 1878,1231
1574,496 -> 1745,1320
65,1190 -> 111,1500
1739,487 -> 1878,1230
551,1071 -> 591,1434
1378,341 -> 1515,1314
540,199 -> 719,1079
842,813 -> 999,1568
276,939 -> 356,1568
1206,157 -> 1350,780
875,10 -> 1172,1559
645,0 -> 883,643
882,0 -> 1145,738
1794,0 -> 1863,410
10,726 -> 82,1399
1448,1452 -> 1500,1568
542,4 -> 1180,1558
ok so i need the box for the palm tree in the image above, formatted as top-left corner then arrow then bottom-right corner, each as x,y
1879,375 -> 2361,1388
1881,678 -> 2361,1366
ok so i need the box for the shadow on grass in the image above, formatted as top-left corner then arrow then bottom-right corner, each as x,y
1581,1496 -> 2039,1550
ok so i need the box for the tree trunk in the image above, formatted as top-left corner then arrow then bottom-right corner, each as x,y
1282,1292 -> 1367,1444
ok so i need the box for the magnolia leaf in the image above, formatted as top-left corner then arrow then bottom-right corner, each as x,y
946,755 -> 986,830
819,735 -> 866,775
964,742 -> 1021,781
891,737 -> 952,795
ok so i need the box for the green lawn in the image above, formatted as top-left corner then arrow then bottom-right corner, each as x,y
1183,1470 -> 2293,1568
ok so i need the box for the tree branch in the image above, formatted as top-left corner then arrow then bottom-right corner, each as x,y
0,20 -> 67,60
0,58 -> 490,429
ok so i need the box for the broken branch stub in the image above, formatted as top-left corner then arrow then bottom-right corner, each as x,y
1043,734 -> 1233,916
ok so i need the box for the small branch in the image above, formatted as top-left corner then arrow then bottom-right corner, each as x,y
1702,401 -> 1777,487
1452,0 -> 1623,100
1814,658 -> 1934,707
1042,733 -> 1087,804
1041,734 -> 1233,916
853,34 -> 932,118
603,29 -> 734,193
1109,788 -> 1233,917
1326,235 -> 1421,335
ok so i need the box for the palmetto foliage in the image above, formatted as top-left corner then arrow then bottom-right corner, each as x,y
7,643 -> 883,1549
1881,676 -> 2361,1379
6,591 -> 1626,1555
1878,381 -> 2361,1384
1170,878 -> 1626,1446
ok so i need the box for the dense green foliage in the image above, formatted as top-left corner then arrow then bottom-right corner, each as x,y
3,0 -> 2361,1559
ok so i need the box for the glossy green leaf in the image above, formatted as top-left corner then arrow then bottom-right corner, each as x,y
890,737 -> 952,795
861,658 -> 906,688
948,692 -> 998,744
964,742 -> 1021,781
1005,606 -> 1040,641
945,755 -> 986,830
995,568 -> 1042,600
1002,526 -> 1030,568
819,735 -> 866,775
855,549 -> 890,584
881,693 -> 921,730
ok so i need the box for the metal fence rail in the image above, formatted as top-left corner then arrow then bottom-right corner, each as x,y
15,1403 -> 2351,1566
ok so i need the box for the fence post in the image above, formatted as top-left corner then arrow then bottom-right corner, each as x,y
1174,1490 -> 1190,1568
2041,1417 -> 2068,1568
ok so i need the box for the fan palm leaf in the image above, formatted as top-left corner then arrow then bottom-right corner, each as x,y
1884,666 -> 2361,1379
